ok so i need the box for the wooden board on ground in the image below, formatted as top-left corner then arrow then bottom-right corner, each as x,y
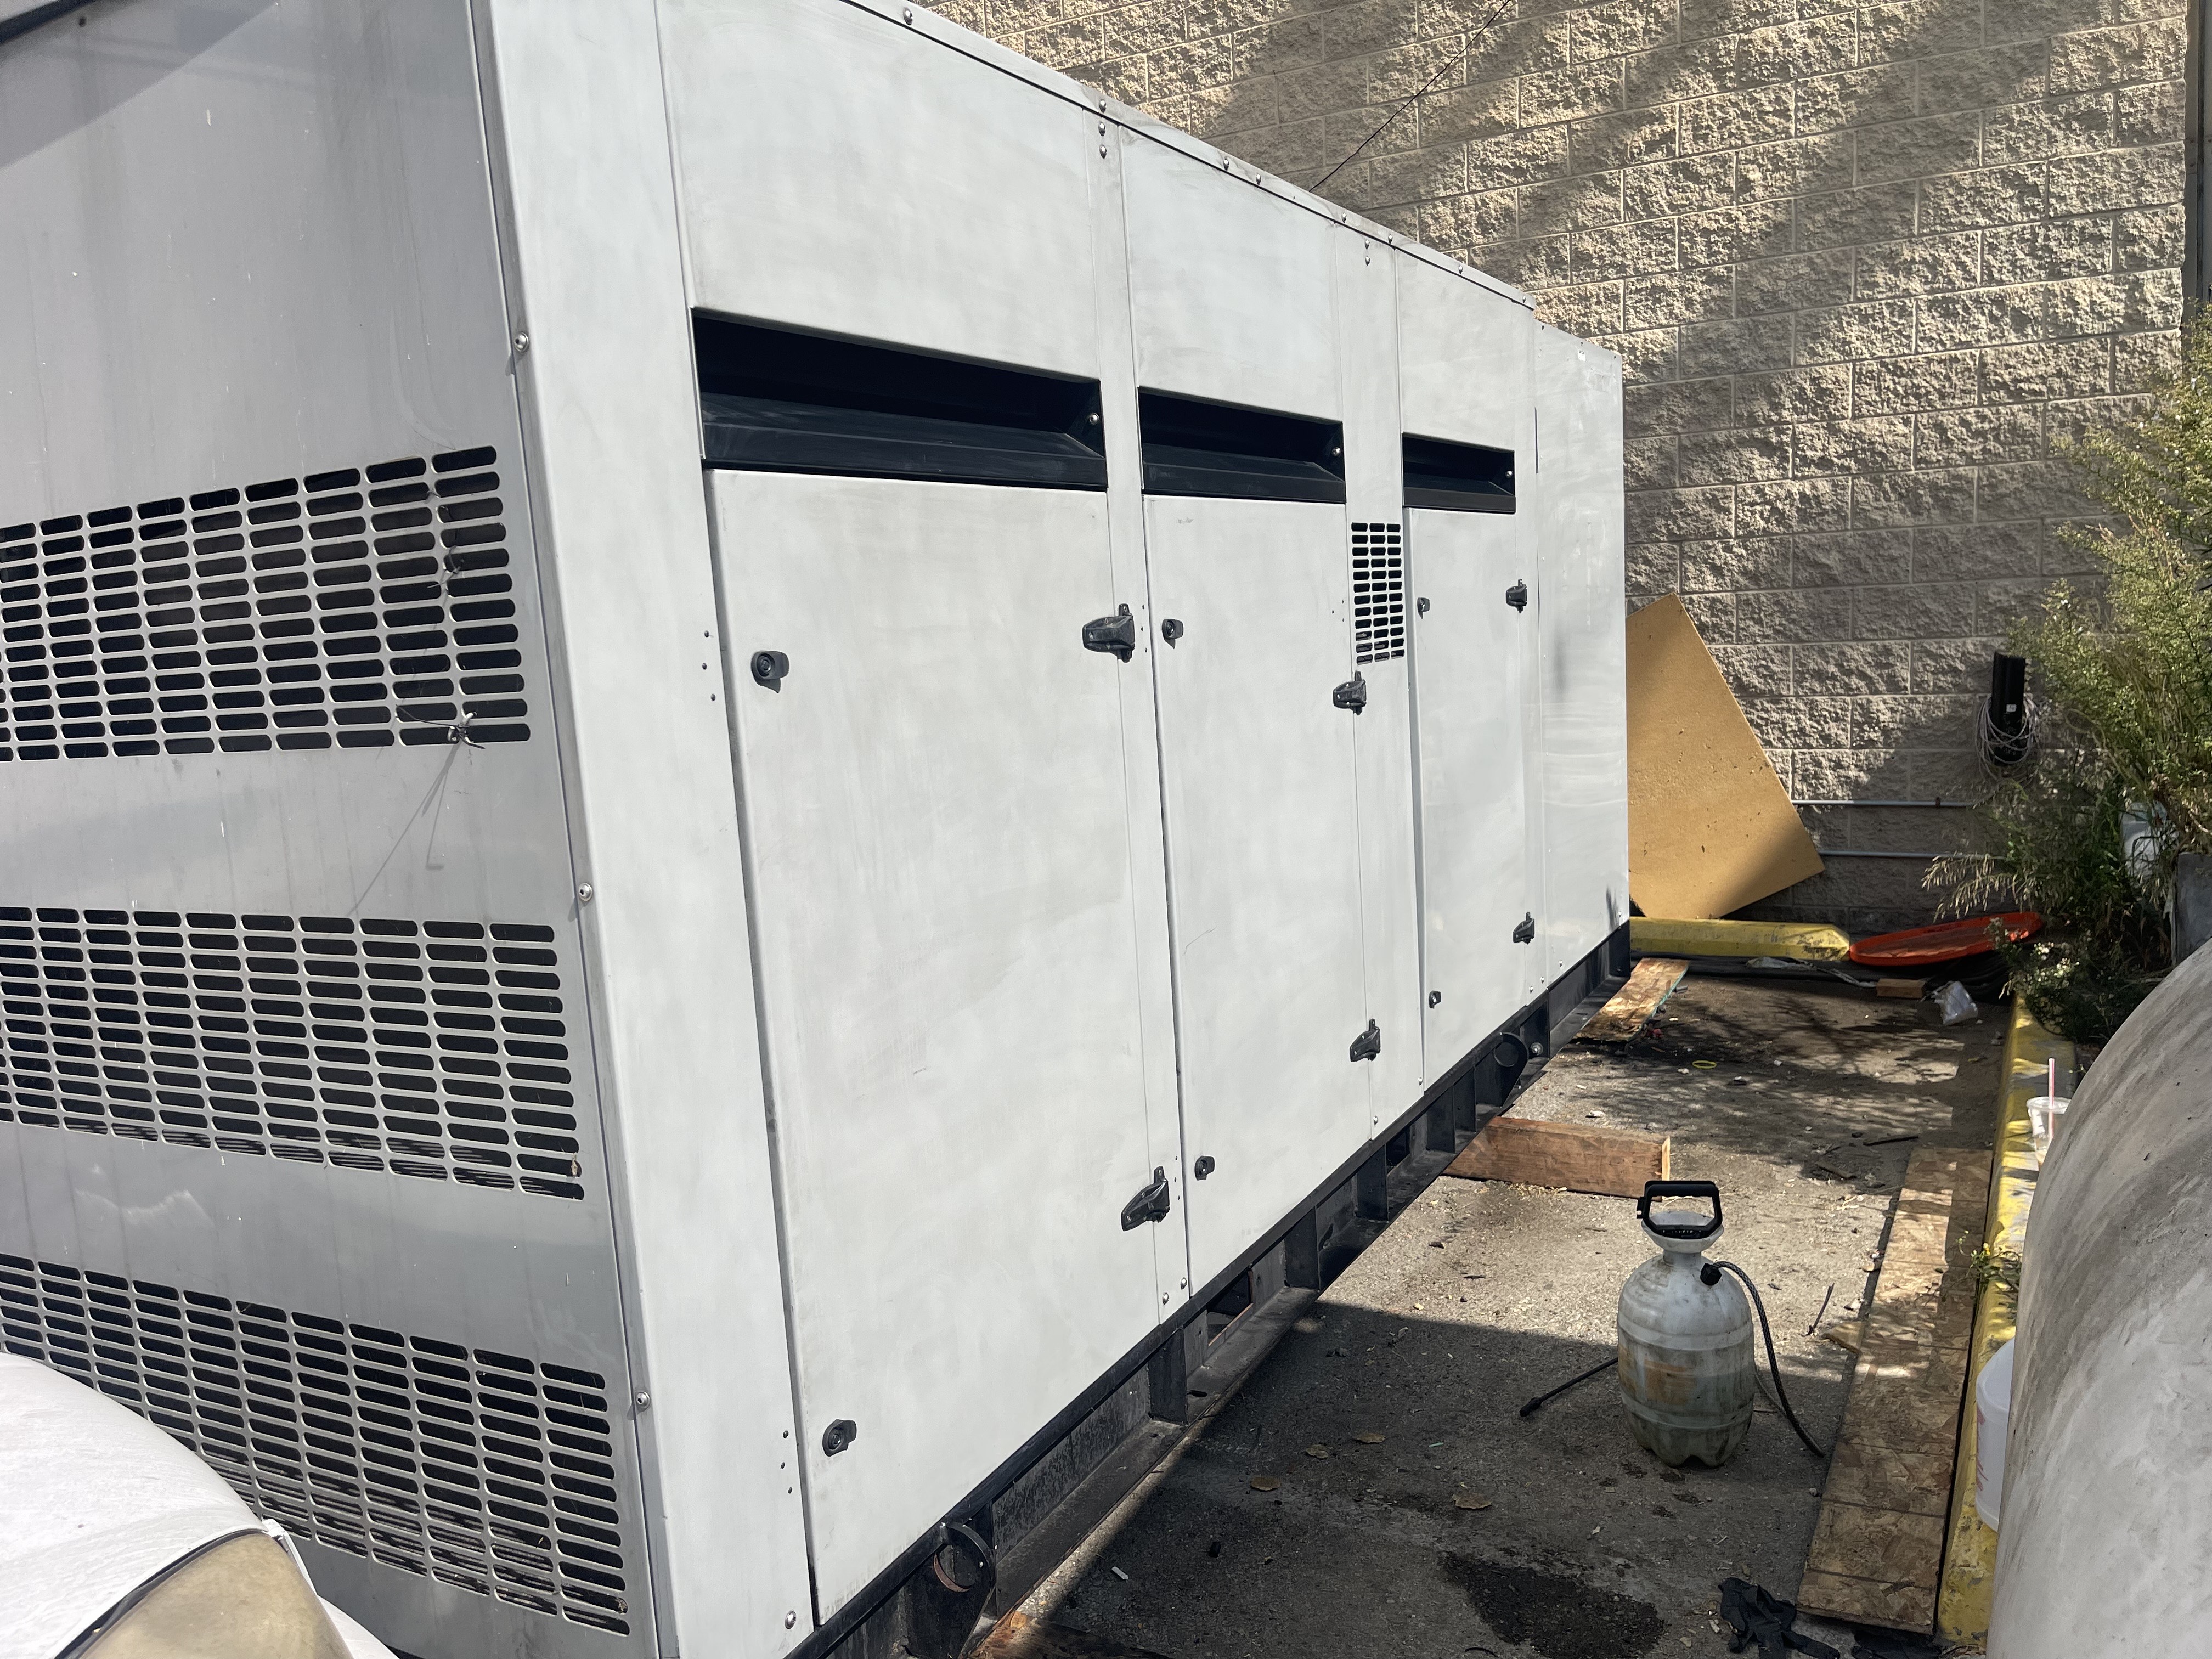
1580,956 -> 1689,1041
973,1610 -> 1175,1658
1626,595 -> 1825,918
1876,978 -> 1927,999
1797,1144 -> 1990,1633
1443,1115 -> 1670,1197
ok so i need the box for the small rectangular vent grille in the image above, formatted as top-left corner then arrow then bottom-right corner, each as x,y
1351,521 -> 1406,665
0,1256 -> 632,1633
0,446 -> 530,761
0,909 -> 584,1201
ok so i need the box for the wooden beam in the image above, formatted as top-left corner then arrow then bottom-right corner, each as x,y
1578,956 -> 1689,1041
1443,1115 -> 1670,1198
1797,1145 -> 1990,1634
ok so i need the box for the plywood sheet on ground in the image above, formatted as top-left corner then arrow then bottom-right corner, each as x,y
1797,1144 -> 1990,1633
1580,956 -> 1689,1041
1443,1115 -> 1669,1197
1626,595 -> 1824,918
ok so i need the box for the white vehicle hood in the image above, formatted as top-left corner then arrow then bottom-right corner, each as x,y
0,1352 -> 254,1659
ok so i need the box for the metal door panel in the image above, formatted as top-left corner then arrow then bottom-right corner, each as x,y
1394,257 -> 1533,455
1121,138 -> 1340,419
664,0 -> 1103,379
1532,327 -> 1629,978
711,472 -> 1164,1617
1146,496 -> 1369,1285
1409,509 -> 1539,1069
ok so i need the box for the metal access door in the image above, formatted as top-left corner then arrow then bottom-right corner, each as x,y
710,472 -> 1174,1617
1412,508 -> 1543,1070
1147,496 -> 1373,1288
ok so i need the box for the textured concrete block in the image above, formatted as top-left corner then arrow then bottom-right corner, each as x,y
2117,78 -> 2187,149
1711,643 -> 1797,702
1986,0 -> 2112,47
1735,132 -> 1857,200
2048,145 -> 2185,216
1984,215 -> 2116,284
1364,143 -> 1470,207
1735,250 -> 1856,314
1976,459 -> 2100,523
1680,84 -> 1796,155
1681,531 -> 1796,588
1626,266 -> 1736,328
1571,217 -> 1680,280
1750,697 -> 1855,751
1855,233 -> 1984,300
1232,14 -> 1329,76
2113,328 -> 2182,391
1627,483 -> 1736,542
1623,37 -> 1740,108
1915,405 -> 2045,467
1792,529 -> 1914,587
1101,0 -> 1186,60
1911,523 -> 2049,580
2114,202 -> 2185,270
2045,268 -> 2183,338
1568,106 -> 1679,171
1474,234 -> 1574,289
1625,436 -> 1680,490
1148,36 -> 1239,97
1680,428 -> 1794,486
1853,694 -> 1982,749
1980,336 -> 2113,400
1461,13 -> 1572,83
1983,92 -> 2117,165
1736,364 -> 1853,426
1022,14 -> 1107,67
1737,477 -> 1853,535
1680,0 -> 1796,47
1277,58 -> 1371,122
1522,171 -> 1630,233
1420,76 -> 1520,147
1858,113 -> 1984,185
1918,41 -> 2051,115
1977,575 -> 2067,633
1625,375 -> 1736,436
1911,636 -> 2007,696
1741,587 -> 1858,643
1855,582 -> 1980,641
1521,63 -> 1628,126
1465,123 -> 1571,187
2047,16 -> 2190,94
1798,183 -> 1918,250
1853,352 -> 1980,416
1678,199 -> 1793,269
1738,15 -> 1856,86
1919,165 -> 2047,233
1850,467 -> 1977,528
1796,641 -> 1914,696
1572,0 -> 1678,63
1796,65 -> 1917,135
1798,300 -> 1918,364
1795,415 -> 1917,477
1622,152 -> 1737,219
1320,0 -> 1418,59
1915,286 -> 2044,351
1626,539 -> 1684,596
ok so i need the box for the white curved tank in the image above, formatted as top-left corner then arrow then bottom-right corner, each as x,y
1617,1181 -> 1756,1467
1988,945 -> 2212,1656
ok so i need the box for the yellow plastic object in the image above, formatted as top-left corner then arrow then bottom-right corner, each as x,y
1934,997 -> 2072,1646
1628,917 -> 1852,962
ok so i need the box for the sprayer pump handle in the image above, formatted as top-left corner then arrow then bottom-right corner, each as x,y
1637,1179 -> 1723,1240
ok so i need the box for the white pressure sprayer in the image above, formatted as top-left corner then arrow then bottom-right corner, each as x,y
1615,1180 -> 1829,1468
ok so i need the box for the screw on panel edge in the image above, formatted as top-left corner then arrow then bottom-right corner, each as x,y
577,883 -> 594,904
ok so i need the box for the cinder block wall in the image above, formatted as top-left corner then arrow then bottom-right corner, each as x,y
934,0 -> 2190,930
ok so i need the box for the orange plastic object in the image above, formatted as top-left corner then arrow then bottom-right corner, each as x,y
1847,912 -> 2042,968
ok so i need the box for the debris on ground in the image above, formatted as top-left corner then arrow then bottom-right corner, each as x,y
1719,1577 -> 1839,1657
1445,1115 -> 1671,1197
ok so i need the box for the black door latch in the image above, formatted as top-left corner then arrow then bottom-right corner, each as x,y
1083,605 -> 1137,661
1428,990 -> 1442,1007
1417,597 -> 1430,615
1513,912 -> 1536,943
1193,1155 -> 1216,1180
1349,1019 -> 1381,1062
1333,672 -> 1368,714
751,649 -> 789,690
1505,580 -> 1528,612
1160,617 -> 1184,645
1121,1166 -> 1171,1229
822,1418 -> 857,1455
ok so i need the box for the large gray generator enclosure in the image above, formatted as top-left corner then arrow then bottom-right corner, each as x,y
0,2 -> 1627,1656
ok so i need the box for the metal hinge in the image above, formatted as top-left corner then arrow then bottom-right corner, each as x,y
1348,1019 -> 1381,1062
1513,912 -> 1536,944
1333,672 -> 1368,714
1082,605 -> 1137,661
1505,580 -> 1528,612
1121,1166 -> 1171,1229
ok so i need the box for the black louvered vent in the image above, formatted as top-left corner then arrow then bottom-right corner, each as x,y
0,447 -> 529,761
0,1256 -> 631,1633
0,909 -> 583,1201
1352,521 -> 1405,665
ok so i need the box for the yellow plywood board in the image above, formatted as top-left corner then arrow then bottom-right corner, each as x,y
1626,595 -> 1824,918
1628,917 -> 1853,962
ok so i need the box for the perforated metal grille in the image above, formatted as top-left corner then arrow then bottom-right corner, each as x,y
0,446 -> 530,761
0,1256 -> 632,1633
0,909 -> 584,1201
1351,521 -> 1406,665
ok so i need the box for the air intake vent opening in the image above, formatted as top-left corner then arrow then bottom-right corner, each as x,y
0,445 -> 530,763
1402,434 -> 1514,513
1138,391 -> 1346,504
696,313 -> 1107,490
0,1257 -> 632,1634
1351,522 -> 1405,665
0,909 -> 584,1200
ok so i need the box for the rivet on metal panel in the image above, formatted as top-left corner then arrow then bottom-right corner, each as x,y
512,331 -> 530,354
786,1612 -> 799,1629
1417,596 -> 1431,614
577,883 -> 595,904
633,1390 -> 650,1409
902,3 -> 912,18
1429,990 -> 1442,1007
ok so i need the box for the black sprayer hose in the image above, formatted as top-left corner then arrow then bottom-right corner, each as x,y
1711,1260 -> 1829,1458
1517,1357 -> 1613,1419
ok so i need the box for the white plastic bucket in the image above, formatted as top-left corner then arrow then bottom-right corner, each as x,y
1975,1339 -> 2017,1530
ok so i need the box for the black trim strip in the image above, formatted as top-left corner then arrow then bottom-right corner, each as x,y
0,0 -> 96,51
1139,391 -> 1345,504
1403,433 -> 1515,514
